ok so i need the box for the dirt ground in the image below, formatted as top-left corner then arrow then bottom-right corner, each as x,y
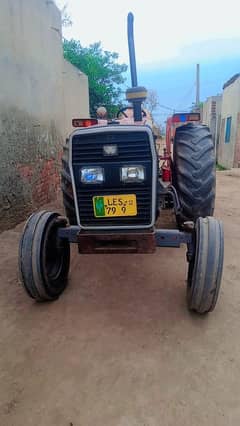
0,170 -> 240,426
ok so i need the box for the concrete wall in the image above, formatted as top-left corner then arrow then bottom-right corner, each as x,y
62,59 -> 89,136
202,95 -> 222,159
0,0 -> 89,230
218,77 -> 240,168
233,112 -> 240,168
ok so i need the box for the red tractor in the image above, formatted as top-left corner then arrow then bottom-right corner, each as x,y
161,113 -> 201,182
166,112 -> 201,157
159,111 -> 215,226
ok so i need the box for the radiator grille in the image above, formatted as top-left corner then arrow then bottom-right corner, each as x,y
72,131 -> 152,163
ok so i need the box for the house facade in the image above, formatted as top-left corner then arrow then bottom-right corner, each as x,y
202,95 -> 222,159
218,74 -> 240,168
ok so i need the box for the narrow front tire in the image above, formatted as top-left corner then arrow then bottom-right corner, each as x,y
187,216 -> 224,314
19,211 -> 70,301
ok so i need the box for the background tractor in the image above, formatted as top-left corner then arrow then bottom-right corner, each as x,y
19,13 -> 224,314
165,112 -> 201,156
161,111 -> 215,226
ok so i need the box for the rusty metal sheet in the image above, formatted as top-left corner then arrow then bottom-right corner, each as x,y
77,231 -> 156,254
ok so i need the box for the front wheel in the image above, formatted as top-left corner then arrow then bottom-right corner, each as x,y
187,216 -> 224,314
19,211 -> 70,301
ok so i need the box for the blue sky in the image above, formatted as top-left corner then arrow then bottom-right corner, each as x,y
139,57 -> 240,122
57,0 -> 240,120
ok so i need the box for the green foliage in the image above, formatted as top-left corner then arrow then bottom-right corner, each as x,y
63,39 -> 127,117
216,163 -> 227,171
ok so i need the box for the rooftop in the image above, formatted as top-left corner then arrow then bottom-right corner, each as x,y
223,73 -> 240,90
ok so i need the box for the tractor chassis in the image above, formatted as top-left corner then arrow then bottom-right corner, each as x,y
19,211 -> 223,313
57,183 -> 190,255
57,224 -> 194,256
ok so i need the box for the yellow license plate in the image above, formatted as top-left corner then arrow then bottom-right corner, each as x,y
93,194 -> 137,217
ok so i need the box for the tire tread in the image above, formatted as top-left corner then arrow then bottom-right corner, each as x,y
173,123 -> 216,224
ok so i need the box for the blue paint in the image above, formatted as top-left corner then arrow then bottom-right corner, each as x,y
225,117 -> 232,143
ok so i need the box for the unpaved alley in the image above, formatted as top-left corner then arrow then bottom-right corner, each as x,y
0,171 -> 240,426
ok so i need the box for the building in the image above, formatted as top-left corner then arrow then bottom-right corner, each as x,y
218,74 -> 240,168
0,0 -> 89,230
202,95 -> 222,159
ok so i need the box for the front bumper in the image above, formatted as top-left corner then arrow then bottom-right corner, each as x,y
58,226 -> 192,255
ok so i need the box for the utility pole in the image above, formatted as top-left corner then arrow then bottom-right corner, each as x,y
196,63 -> 200,108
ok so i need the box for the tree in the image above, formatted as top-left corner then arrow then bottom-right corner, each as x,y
55,1 -> 72,27
61,4 -> 72,27
63,40 -> 127,117
144,89 -> 160,115
54,2 -> 72,27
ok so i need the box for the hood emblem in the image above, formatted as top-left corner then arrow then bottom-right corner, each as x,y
103,144 -> 118,156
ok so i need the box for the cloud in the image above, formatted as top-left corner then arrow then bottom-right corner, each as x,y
137,55 -> 240,124
180,38 -> 240,63
140,38 -> 240,70
62,0 -> 240,66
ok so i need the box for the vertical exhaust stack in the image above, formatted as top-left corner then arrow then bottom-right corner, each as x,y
126,12 -> 147,122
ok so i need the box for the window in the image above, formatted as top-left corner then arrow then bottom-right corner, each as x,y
225,117 -> 232,143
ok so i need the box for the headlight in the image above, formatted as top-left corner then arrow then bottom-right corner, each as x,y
81,167 -> 104,184
121,166 -> 145,183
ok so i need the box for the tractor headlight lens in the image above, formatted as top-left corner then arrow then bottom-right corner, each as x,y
121,166 -> 145,183
81,167 -> 104,184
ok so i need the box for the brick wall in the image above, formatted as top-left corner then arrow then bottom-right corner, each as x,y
0,0 -> 89,231
0,154 -> 62,232
18,157 -> 61,206
0,107 -> 64,231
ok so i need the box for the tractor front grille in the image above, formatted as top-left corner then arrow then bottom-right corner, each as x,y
75,185 -> 152,227
71,128 -> 154,228
72,131 -> 152,163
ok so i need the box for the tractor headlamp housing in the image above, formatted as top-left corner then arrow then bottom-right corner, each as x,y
80,167 -> 104,184
121,165 -> 145,183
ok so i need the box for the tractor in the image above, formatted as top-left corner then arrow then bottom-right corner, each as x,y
19,13 -> 224,314
165,112 -> 201,158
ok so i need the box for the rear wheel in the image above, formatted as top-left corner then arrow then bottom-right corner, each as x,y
173,123 -> 215,227
19,211 -> 70,301
187,216 -> 224,314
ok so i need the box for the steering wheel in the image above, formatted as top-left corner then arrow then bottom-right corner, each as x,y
116,106 -> 147,119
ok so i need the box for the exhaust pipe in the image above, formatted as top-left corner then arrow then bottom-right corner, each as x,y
127,12 -> 138,88
126,12 -> 147,122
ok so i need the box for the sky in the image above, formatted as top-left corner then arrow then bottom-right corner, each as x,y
57,0 -> 240,120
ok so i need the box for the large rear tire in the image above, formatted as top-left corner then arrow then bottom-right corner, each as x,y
173,123 -> 216,226
187,216 -> 224,314
19,211 -> 70,301
61,144 -> 77,225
